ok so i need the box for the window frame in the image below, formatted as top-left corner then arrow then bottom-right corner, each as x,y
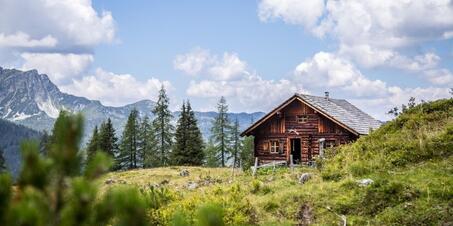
269,140 -> 279,154
296,115 -> 308,123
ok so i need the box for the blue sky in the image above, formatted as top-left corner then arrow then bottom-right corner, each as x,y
1,0 -> 452,120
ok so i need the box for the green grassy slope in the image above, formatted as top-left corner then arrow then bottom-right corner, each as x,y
100,99 -> 453,225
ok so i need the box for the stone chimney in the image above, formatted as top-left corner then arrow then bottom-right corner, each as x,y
324,91 -> 330,100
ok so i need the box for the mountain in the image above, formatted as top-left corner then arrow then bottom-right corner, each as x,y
0,118 -> 41,177
0,67 -> 264,141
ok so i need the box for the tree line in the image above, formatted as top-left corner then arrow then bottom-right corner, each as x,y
79,86 -> 253,171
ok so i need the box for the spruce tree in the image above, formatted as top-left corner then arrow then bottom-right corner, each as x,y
39,130 -> 50,156
152,85 -> 174,166
139,116 -> 158,168
98,118 -> 118,159
240,136 -> 254,170
172,101 -> 204,165
118,109 -> 139,169
0,148 -> 6,172
210,96 -> 232,167
230,118 -> 242,168
185,101 -> 204,165
204,140 -> 219,167
86,126 -> 100,164
172,101 -> 188,165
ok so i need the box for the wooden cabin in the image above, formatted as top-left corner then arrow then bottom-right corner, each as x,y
240,93 -> 382,165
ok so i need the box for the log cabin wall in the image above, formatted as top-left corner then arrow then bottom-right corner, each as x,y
252,99 -> 358,164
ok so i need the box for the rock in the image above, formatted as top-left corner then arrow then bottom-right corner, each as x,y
179,169 -> 190,177
357,178 -> 374,186
187,181 -> 198,190
299,173 -> 312,184
105,179 -> 115,185
297,204 -> 313,226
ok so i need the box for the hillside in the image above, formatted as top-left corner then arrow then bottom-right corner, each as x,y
99,98 -> 453,225
0,119 -> 41,177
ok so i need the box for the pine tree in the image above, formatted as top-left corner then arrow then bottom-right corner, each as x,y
98,118 -> 118,159
139,116 -> 158,168
172,101 -> 188,165
118,109 -> 139,169
210,96 -> 232,167
86,126 -> 100,164
204,140 -> 219,167
172,101 -> 204,166
240,136 -> 254,170
0,148 -> 6,172
185,101 -> 204,165
230,118 -> 242,168
39,130 -> 50,156
152,85 -> 174,166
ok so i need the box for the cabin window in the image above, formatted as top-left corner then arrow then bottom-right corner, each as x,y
270,140 -> 279,154
297,115 -> 308,123
325,140 -> 336,148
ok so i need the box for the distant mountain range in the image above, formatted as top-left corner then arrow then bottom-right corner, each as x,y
0,67 -> 264,174
0,67 -> 264,139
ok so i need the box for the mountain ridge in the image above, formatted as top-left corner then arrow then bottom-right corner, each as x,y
0,67 -> 264,140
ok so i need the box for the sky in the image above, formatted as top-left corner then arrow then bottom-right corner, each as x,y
0,0 -> 452,120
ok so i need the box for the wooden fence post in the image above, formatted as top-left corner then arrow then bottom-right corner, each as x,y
290,154 -> 294,173
252,157 -> 258,177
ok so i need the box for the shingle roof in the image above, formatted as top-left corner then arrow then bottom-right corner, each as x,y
297,94 -> 382,135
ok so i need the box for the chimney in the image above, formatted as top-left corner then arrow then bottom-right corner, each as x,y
324,91 -> 330,100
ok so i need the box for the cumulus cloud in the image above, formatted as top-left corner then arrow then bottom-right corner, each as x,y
0,0 -> 116,49
187,73 -> 304,112
61,68 -> 171,107
20,53 -> 94,85
0,32 -> 57,48
258,0 -> 325,28
174,48 -> 248,80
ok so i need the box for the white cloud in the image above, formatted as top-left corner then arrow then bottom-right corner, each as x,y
173,48 -> 211,75
20,53 -> 94,85
258,0 -> 325,28
174,48 -> 248,80
0,0 -> 116,48
187,73 -> 304,112
424,69 -> 453,86
0,32 -> 57,48
294,52 -> 388,97
61,68 -> 171,107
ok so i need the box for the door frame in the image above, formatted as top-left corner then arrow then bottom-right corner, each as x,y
288,137 -> 301,164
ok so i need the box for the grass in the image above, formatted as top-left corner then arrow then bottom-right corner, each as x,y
97,99 -> 453,225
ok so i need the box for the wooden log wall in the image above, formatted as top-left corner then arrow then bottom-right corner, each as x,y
252,99 -> 358,164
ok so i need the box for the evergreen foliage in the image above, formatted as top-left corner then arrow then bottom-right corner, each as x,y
39,130 -> 50,156
152,85 -> 174,166
203,140 -> 219,167
86,126 -> 100,164
117,109 -> 140,170
239,136 -> 254,170
98,118 -> 119,159
230,118 -> 241,168
210,96 -> 232,167
0,148 -> 5,172
139,116 -> 158,168
0,111 -> 157,226
172,101 -> 204,165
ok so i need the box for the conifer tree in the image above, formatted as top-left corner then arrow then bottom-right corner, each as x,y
98,118 -> 118,159
139,116 -> 158,168
172,101 -> 188,165
204,140 -> 219,167
118,109 -> 139,169
0,148 -> 6,172
152,85 -> 174,166
210,96 -> 232,167
185,101 -> 204,165
86,126 -> 100,163
240,136 -> 254,170
230,118 -> 242,168
172,101 -> 204,165
39,130 -> 50,156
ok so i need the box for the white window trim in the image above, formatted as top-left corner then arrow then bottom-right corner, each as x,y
270,140 -> 279,153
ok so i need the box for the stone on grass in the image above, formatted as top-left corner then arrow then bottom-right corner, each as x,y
179,169 -> 190,177
105,179 -> 115,185
187,181 -> 198,190
357,178 -> 374,186
299,173 -> 312,184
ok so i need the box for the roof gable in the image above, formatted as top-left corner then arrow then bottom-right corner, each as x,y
241,94 -> 382,136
